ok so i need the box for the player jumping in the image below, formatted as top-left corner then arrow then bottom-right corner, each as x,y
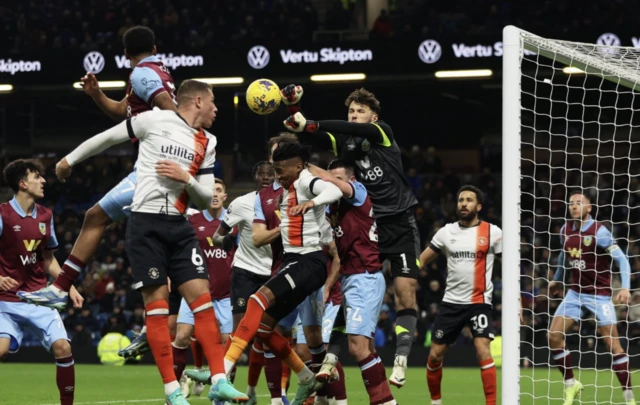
548,192 -> 634,405
283,86 -> 420,386
18,25 -> 181,358
174,179 -> 234,398
0,159 -> 84,405
419,186 -> 501,405
44,80 -> 246,405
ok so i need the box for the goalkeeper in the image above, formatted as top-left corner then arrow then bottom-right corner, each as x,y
281,85 -> 419,387
548,192 -> 634,405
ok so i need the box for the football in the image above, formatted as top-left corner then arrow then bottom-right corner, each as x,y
245,79 -> 281,115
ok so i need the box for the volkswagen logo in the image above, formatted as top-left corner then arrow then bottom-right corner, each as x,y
83,51 -> 105,74
247,45 -> 270,69
597,33 -> 621,46
418,39 -> 442,64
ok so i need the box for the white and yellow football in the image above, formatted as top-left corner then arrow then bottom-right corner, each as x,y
245,79 -> 281,115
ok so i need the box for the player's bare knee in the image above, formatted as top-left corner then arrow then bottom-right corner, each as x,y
303,327 -> 323,348
51,339 -> 72,358
474,342 -> 492,361
347,336 -> 369,361
85,204 -> 111,228
0,346 -> 8,362
174,326 -> 192,347
428,344 -> 446,363
547,330 -> 564,348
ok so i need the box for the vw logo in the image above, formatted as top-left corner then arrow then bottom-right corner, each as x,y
83,51 -> 105,74
418,39 -> 442,64
597,33 -> 621,46
247,45 -> 270,69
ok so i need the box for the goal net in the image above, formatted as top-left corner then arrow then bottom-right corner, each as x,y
502,26 -> 640,404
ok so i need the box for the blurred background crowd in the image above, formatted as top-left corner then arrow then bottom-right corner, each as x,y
3,0 -> 635,53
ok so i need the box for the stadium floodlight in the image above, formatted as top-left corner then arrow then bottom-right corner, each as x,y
0,84 -> 13,92
310,73 -> 366,82
504,25 -> 640,404
434,69 -> 493,78
192,77 -> 244,85
73,81 -> 126,90
563,66 -> 585,74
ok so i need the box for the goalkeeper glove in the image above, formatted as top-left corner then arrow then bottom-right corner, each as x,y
281,84 -> 304,105
281,84 -> 304,114
283,112 -> 318,133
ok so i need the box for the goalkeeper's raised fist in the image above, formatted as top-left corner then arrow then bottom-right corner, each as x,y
283,112 -> 318,133
280,84 -> 304,105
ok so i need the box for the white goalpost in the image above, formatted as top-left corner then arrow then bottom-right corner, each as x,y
503,25 -> 640,404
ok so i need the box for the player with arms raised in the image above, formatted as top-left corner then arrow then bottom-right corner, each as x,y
20,26 -> 179,327
283,87 -> 420,386
548,192 -> 634,405
43,80 -> 246,405
0,159 -> 83,405
173,179 -> 234,398
419,186 -> 501,405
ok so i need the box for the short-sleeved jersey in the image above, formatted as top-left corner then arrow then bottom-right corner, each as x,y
126,55 -> 177,117
331,123 -> 417,218
561,218 -> 614,296
254,182 -> 284,275
223,191 -> 272,276
280,169 -> 334,255
189,209 -> 234,300
0,198 -> 58,302
326,181 -> 382,276
126,109 -> 216,215
430,221 -> 502,305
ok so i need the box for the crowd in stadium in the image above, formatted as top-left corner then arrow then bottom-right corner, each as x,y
3,0 -> 634,53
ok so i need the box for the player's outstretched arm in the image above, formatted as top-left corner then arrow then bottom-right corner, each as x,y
308,164 -> 354,198
290,178 -> 343,215
284,112 -> 393,146
57,118 -> 134,182
80,73 -> 128,121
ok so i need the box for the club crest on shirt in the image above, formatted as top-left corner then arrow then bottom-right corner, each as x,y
583,236 -> 593,247
478,236 -> 487,246
39,222 -> 46,235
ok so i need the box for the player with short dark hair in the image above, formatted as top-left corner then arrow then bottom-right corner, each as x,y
0,159 -> 84,405
282,85 -> 420,386
20,26 -> 181,353
547,192 -> 634,405
418,185 -> 500,405
30,81 -> 246,405
218,142 -> 343,405
312,159 -> 398,405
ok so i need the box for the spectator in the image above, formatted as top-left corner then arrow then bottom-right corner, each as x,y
72,324 -> 93,347
371,9 -> 393,38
